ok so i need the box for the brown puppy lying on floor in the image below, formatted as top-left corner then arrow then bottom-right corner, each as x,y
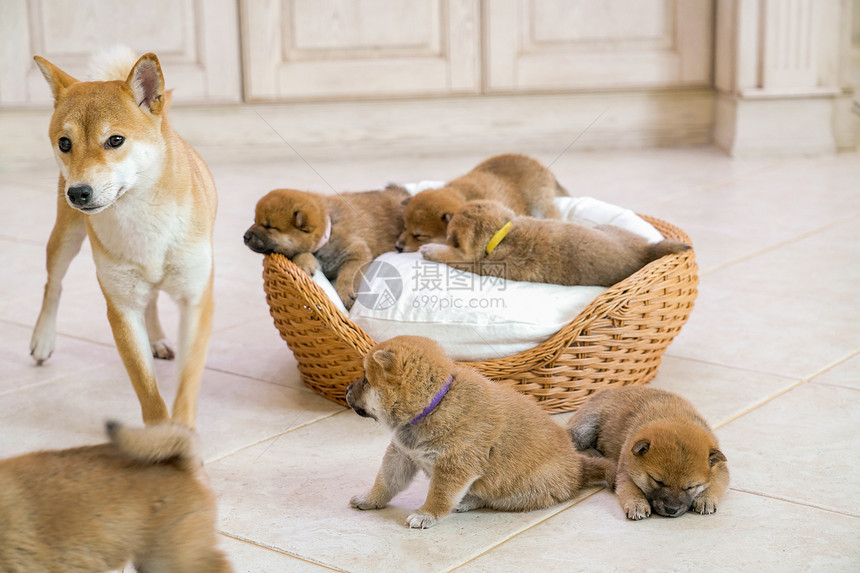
420,200 -> 690,287
346,335 -> 616,529
566,386 -> 729,520
396,153 -> 564,252
244,186 -> 409,308
0,421 -> 231,572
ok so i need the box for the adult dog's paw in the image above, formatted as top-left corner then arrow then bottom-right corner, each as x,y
350,495 -> 385,511
406,512 -> 438,529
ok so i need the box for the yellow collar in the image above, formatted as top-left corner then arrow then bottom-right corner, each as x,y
485,221 -> 513,255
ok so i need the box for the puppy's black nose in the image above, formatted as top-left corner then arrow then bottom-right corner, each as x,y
243,230 -> 253,245
67,185 -> 92,206
395,243 -> 404,253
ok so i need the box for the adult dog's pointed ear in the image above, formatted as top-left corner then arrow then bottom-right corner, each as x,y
126,53 -> 165,115
33,56 -> 79,104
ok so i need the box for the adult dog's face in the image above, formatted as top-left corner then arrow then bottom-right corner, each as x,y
625,421 -> 726,518
243,189 -> 326,257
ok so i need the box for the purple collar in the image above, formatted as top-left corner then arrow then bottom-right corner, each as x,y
409,375 -> 454,425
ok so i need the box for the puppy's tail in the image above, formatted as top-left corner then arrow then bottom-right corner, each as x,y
87,45 -> 140,82
580,455 -> 617,490
646,239 -> 691,263
106,420 -> 201,472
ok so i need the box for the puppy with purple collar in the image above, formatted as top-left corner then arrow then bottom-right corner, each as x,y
346,335 -> 615,529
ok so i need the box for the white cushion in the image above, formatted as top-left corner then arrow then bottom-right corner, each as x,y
310,194 -> 664,361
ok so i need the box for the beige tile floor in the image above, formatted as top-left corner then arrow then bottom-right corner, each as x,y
1,123 -> 859,572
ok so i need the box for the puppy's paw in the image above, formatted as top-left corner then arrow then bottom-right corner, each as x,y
623,499 -> 652,521
406,512 -> 439,529
150,338 -> 175,360
335,285 -> 357,310
454,495 -> 483,513
692,494 -> 719,515
418,243 -> 448,261
350,495 -> 385,511
292,252 -> 319,277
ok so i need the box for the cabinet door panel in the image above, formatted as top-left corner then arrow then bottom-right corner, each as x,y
241,0 -> 480,100
486,0 -> 713,92
0,0 -> 240,106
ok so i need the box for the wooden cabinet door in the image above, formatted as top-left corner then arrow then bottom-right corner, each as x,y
241,0 -> 481,101
0,0 -> 241,106
485,0 -> 713,92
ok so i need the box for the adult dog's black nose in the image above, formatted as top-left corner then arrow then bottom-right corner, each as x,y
67,185 -> 93,206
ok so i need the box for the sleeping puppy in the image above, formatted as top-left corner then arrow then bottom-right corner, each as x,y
0,421 -> 231,572
346,335 -> 615,529
396,153 -> 564,252
420,200 -> 690,287
244,185 -> 409,308
567,386 -> 729,520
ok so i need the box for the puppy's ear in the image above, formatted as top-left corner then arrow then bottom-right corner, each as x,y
33,56 -> 79,104
631,439 -> 650,456
126,53 -> 165,115
448,230 -> 460,249
442,212 -> 453,223
372,350 -> 396,371
708,448 -> 727,466
293,210 -> 308,230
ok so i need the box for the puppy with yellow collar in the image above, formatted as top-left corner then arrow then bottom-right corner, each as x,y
420,200 -> 690,287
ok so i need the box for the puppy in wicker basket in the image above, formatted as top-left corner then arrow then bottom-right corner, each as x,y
395,153 -> 565,252
566,386 -> 729,520
0,421 -> 231,572
420,200 -> 690,286
244,186 -> 409,309
345,335 -> 616,529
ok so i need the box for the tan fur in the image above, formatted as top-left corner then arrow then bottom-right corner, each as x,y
30,51 -> 217,427
396,153 -> 564,252
567,386 -> 729,520
0,422 -> 231,572
244,185 -> 409,309
420,200 -> 690,287
345,335 -> 615,529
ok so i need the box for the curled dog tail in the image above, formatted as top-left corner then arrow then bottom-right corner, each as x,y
647,239 -> 691,263
106,420 -> 201,472
87,45 -> 140,82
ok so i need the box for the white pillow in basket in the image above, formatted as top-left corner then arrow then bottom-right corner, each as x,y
312,195 -> 664,361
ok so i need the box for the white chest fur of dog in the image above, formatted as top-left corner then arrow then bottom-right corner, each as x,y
30,47 -> 217,427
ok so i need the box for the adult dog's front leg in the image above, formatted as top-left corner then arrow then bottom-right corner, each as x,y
31,193 -> 87,364
171,271 -> 214,427
104,294 -> 169,424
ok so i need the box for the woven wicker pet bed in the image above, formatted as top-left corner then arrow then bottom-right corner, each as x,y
261,215 -> 697,414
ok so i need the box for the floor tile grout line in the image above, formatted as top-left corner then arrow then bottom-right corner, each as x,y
445,488 -> 607,572
699,210 -> 860,277
652,159 -> 788,204
216,531 -> 344,572
713,350 -> 860,430
728,486 -> 860,519
204,409 -> 349,465
661,352 -> 800,381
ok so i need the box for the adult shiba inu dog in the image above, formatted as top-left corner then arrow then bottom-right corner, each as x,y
346,335 -> 615,529
567,386 -> 729,520
420,200 -> 690,287
0,421 -> 232,572
395,153 -> 564,252
29,47 -> 217,426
